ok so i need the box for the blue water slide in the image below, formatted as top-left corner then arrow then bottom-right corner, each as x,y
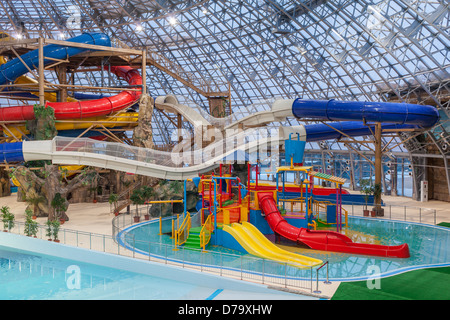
0,142 -> 23,163
0,33 -> 111,85
292,99 -> 439,128
303,121 -> 418,142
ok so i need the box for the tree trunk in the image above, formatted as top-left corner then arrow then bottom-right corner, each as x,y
13,164 -> 98,220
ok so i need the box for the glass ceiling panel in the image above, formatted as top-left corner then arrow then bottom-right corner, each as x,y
0,0 -> 448,157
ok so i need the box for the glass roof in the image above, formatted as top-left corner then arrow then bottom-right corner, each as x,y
0,0 -> 448,156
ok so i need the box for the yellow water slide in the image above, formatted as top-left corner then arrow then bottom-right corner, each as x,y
222,221 -> 322,268
3,112 -> 139,140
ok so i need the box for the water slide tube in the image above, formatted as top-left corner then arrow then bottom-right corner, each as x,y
257,192 -> 410,258
0,33 -> 142,122
3,111 -> 139,140
291,98 -> 440,128
0,102 -> 439,179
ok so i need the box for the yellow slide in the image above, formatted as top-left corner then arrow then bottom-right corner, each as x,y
223,221 -> 322,268
3,112 -> 139,140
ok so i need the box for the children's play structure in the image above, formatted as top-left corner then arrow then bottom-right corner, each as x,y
2,32 -> 442,267
172,134 -> 411,268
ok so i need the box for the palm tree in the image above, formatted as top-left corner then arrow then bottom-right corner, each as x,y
108,193 -> 119,215
130,188 -> 145,222
141,186 -> 155,203
51,193 -> 68,223
25,194 -> 45,219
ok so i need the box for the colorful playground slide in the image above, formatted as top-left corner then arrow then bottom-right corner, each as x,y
223,221 -> 322,268
0,33 -> 141,122
257,192 -> 410,258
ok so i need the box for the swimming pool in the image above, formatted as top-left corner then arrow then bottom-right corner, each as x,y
0,232 -> 312,300
0,246 -> 213,300
120,216 -> 450,282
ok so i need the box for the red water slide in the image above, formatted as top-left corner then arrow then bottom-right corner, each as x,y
0,66 -> 141,121
254,184 -> 350,196
257,192 -> 410,258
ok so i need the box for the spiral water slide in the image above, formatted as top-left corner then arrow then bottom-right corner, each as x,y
0,32 -> 142,122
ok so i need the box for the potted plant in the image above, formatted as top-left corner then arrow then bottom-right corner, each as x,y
46,220 -> 53,241
130,188 -> 145,223
52,220 -> 61,242
30,219 -> 39,238
1,206 -> 8,232
24,208 -> 34,237
108,193 -> 119,216
1,206 -> 14,232
51,193 -> 68,224
24,208 -> 39,237
88,185 -> 99,203
360,179 -> 374,217
372,183 -> 384,217
25,194 -> 45,220
141,186 -> 155,220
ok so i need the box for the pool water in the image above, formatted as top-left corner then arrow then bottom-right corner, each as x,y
122,216 -> 450,281
0,246 -> 217,300
0,245 -> 312,300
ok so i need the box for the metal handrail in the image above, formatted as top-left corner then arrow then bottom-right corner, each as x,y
174,212 -> 191,247
314,261 -> 331,294
200,214 -> 213,251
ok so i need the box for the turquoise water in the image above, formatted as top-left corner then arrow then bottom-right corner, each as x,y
0,246 -> 226,300
122,216 -> 450,281
318,217 -> 450,280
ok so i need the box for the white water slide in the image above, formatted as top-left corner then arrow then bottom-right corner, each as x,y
155,95 -> 293,131
154,95 -> 294,153
21,125 -> 304,180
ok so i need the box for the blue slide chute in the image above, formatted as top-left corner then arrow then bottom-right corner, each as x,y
292,99 -> 439,128
0,33 -> 110,85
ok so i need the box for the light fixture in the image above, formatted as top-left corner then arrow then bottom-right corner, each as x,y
135,24 -> 143,32
15,33 -> 23,40
59,32 -> 66,39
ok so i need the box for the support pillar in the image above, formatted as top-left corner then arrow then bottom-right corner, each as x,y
56,63 -> 68,102
374,123 -> 384,216
38,37 -> 45,106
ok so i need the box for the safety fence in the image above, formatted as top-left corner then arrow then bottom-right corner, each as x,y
4,218 -> 322,293
112,212 -> 319,292
343,202 -> 438,225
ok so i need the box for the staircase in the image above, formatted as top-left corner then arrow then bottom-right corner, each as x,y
184,226 -> 204,249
